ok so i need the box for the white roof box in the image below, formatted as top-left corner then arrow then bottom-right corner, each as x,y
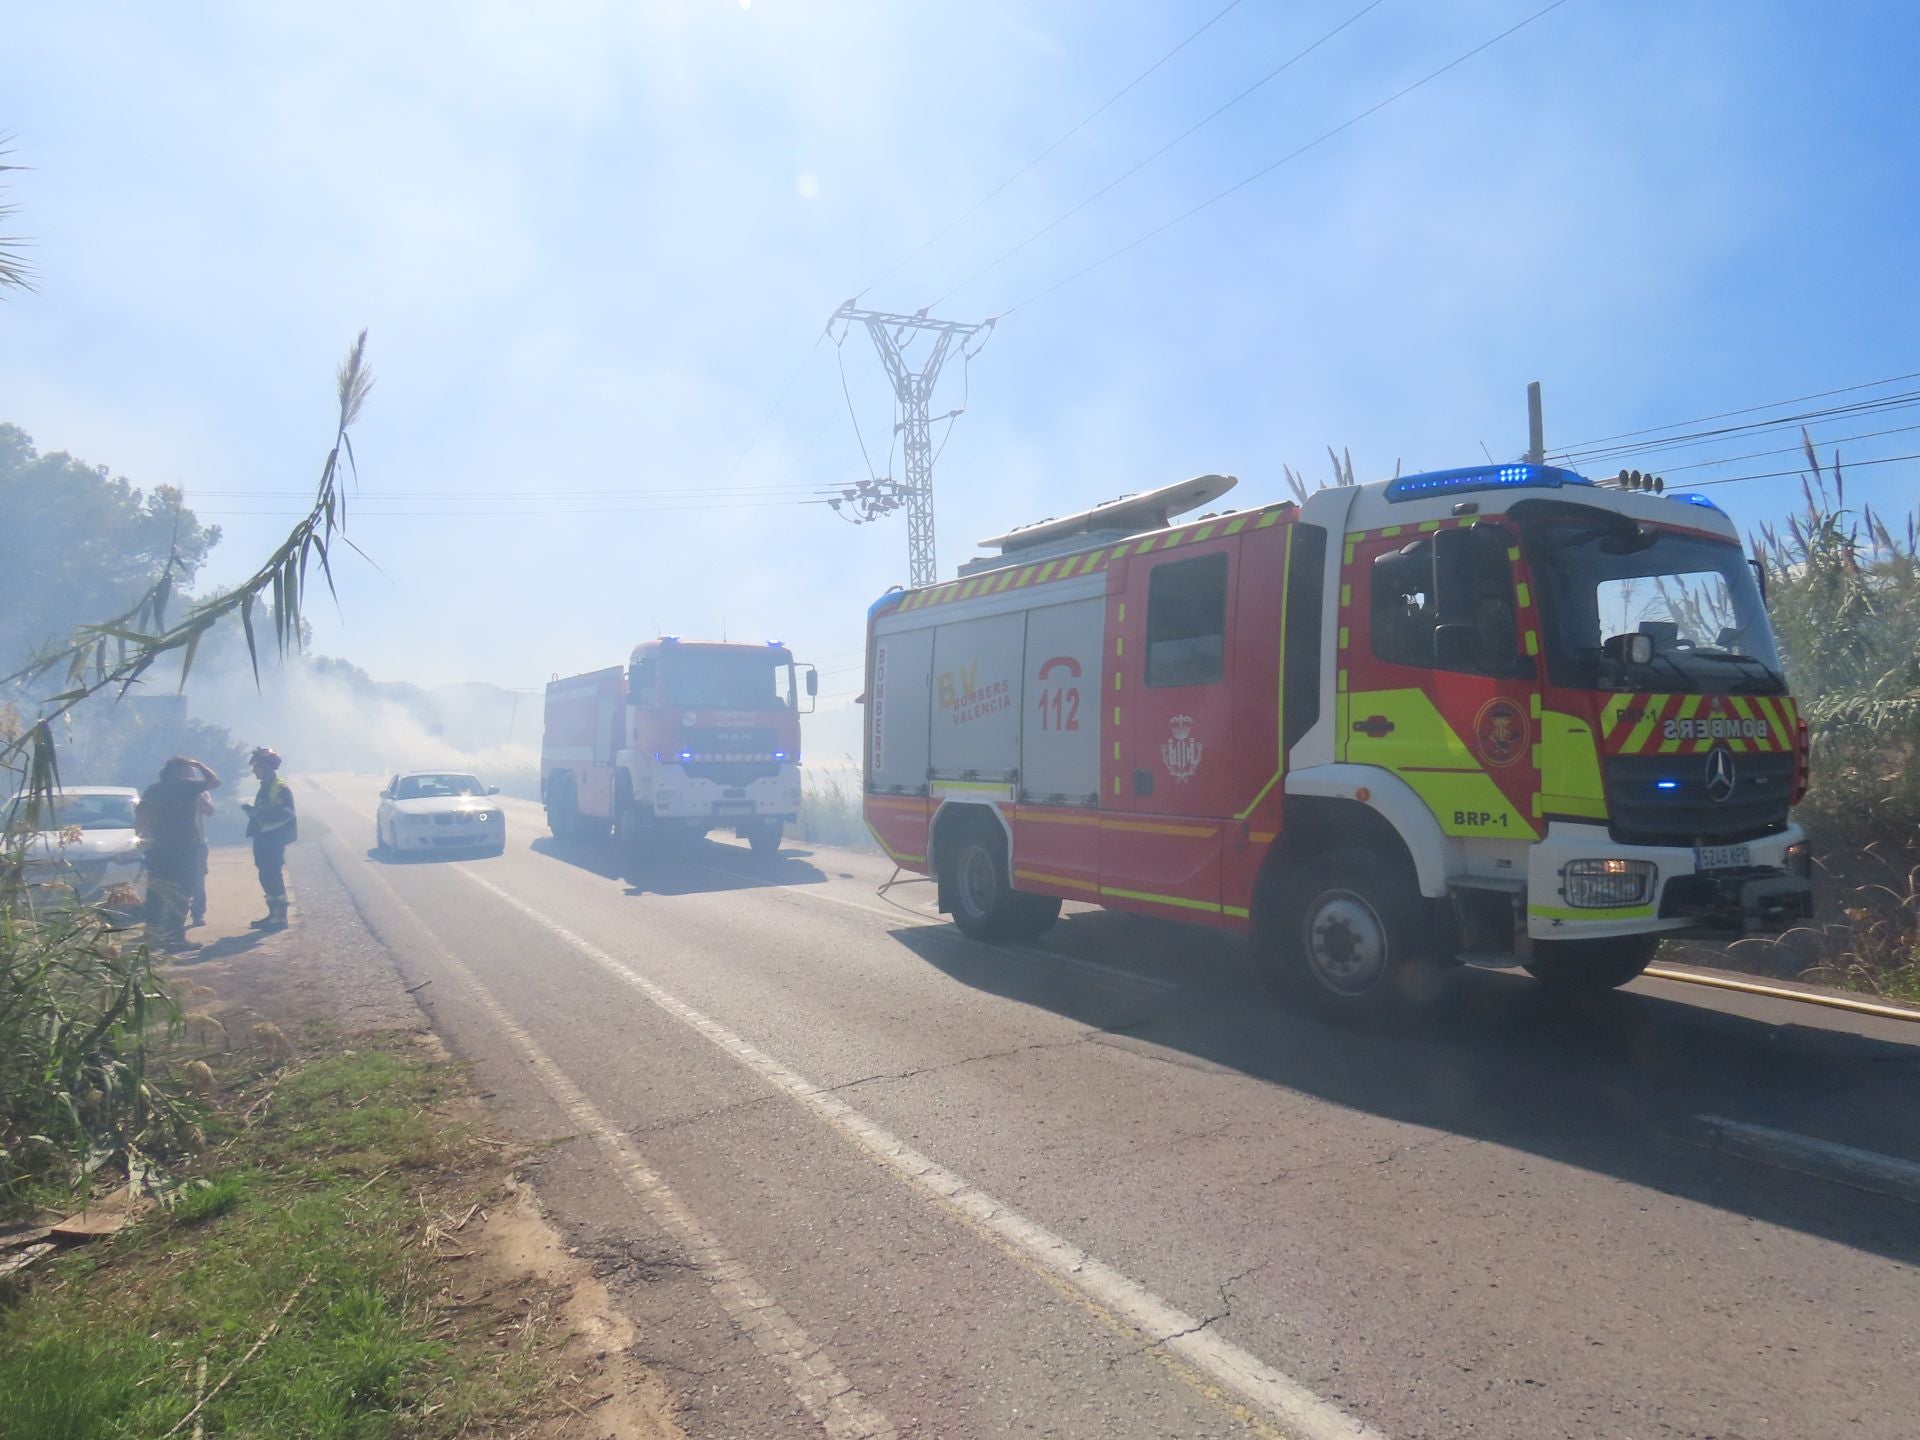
959,473 -> 1237,577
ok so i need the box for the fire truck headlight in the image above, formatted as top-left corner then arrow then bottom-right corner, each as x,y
1563,858 -> 1656,908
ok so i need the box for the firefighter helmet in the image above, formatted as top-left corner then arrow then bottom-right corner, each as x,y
250,746 -> 283,770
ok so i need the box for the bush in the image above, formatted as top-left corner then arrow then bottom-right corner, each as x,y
0,901 -> 193,1216
1756,451 -> 1920,868
795,769 -> 875,852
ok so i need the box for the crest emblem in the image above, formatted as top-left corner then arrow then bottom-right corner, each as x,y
1704,745 -> 1737,803
1161,715 -> 1204,782
1473,697 -> 1529,769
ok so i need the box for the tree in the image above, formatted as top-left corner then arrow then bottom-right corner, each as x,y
0,425 -> 222,673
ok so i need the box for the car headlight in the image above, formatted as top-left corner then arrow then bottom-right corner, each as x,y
1563,858 -> 1656,908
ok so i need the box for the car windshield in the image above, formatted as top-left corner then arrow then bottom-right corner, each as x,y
662,650 -> 794,710
21,794 -> 139,831
1520,510 -> 1785,695
395,774 -> 485,799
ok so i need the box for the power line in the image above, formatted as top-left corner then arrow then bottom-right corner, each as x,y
711,331 -> 828,488
854,0 -> 1248,302
1680,449 -> 1920,491
1557,391 -> 1920,467
193,495 -> 850,519
999,0 -> 1577,317
189,482 -> 855,500
1551,369 -> 1920,454
929,0 -> 1388,309
1628,419 -> 1920,477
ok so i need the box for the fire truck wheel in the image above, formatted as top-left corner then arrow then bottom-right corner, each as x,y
945,821 -> 1056,941
746,820 -> 783,859
1524,935 -> 1658,994
1276,851 -> 1440,1020
546,780 -> 575,840
614,780 -> 649,854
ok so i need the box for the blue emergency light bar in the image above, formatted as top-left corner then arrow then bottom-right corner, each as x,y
1668,493 -> 1721,510
1384,462 -> 1592,503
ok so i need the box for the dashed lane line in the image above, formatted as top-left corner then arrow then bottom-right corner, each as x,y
333,836 -> 899,1440
453,864 -> 1386,1440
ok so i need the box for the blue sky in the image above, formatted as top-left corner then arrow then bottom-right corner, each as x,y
4,0 -> 1917,755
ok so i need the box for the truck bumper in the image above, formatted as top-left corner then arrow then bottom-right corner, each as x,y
647,765 -> 801,823
1525,821 -> 1812,941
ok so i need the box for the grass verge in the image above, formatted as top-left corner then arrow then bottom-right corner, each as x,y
0,1038 -> 560,1439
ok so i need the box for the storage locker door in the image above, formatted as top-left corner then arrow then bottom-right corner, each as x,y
869,628 -> 935,795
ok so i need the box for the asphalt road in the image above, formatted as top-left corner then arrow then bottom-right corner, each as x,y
290,775 -> 1920,1440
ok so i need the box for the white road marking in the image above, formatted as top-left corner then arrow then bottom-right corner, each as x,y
455,865 -> 1385,1440
339,842 -> 898,1440
1697,1115 -> 1920,1205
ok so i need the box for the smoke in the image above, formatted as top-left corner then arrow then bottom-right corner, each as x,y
182,650 -> 540,796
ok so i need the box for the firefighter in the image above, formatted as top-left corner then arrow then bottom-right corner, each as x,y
241,747 -> 297,930
188,788 -> 214,928
136,756 -> 222,954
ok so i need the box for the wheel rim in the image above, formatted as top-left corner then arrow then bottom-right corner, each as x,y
957,844 -> 998,918
1302,889 -> 1388,996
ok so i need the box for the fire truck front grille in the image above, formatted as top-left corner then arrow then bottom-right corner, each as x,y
679,727 -> 783,787
1604,751 -> 1793,846
684,760 -> 780,786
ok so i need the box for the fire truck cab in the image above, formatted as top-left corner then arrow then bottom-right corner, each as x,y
862,465 -> 1813,1019
543,638 -> 815,858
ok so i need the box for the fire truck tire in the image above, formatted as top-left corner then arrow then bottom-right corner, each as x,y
546,779 -> 575,840
1524,935 -> 1658,994
746,820 -> 783,859
614,779 -> 649,855
1273,851 -> 1441,1020
944,821 -> 1058,941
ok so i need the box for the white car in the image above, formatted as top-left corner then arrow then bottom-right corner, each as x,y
5,785 -> 147,909
375,771 -> 506,858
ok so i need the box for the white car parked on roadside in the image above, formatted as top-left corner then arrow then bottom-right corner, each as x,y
5,785 -> 147,909
374,771 -> 506,858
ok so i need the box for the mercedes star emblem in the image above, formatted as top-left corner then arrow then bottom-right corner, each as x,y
1704,745 -> 1737,803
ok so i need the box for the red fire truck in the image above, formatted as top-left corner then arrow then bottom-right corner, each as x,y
862,466 -> 1813,1018
543,638 -> 816,858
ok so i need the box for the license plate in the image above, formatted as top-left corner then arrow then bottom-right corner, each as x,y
712,802 -> 755,816
1695,844 -> 1751,871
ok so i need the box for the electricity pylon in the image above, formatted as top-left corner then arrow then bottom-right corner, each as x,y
830,302 -> 993,588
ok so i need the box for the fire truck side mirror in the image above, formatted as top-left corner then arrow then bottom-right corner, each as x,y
805,668 -> 819,698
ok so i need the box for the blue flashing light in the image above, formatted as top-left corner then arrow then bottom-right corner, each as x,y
660,634 -> 681,644
678,750 -> 693,761
773,750 -> 787,761
767,640 -> 784,648
1669,493 -> 1721,510
1655,780 -> 1680,791
1383,462 -> 1591,503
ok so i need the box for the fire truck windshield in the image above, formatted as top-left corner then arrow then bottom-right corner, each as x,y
1519,511 -> 1786,696
662,649 -> 794,710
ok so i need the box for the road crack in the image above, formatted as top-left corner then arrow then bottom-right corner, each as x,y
815,1030 -> 1104,1095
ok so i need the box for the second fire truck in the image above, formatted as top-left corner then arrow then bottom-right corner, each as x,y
862,465 -> 1813,1018
543,638 -> 816,858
